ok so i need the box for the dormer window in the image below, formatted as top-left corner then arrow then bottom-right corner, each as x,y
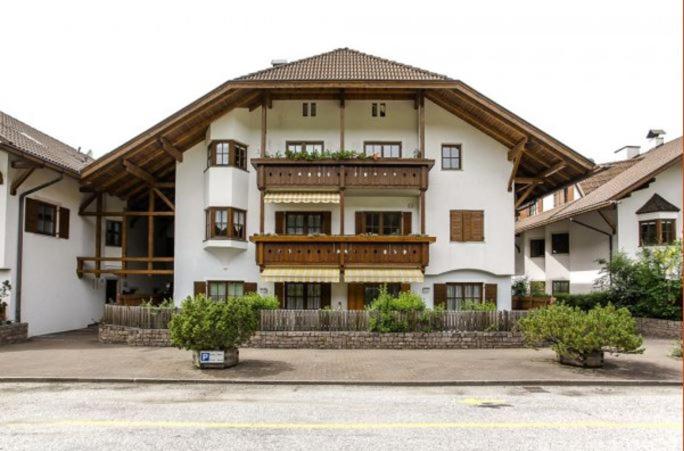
207,140 -> 248,170
302,102 -> 317,117
371,102 -> 386,117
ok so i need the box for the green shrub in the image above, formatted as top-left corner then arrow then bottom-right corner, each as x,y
555,292 -> 611,311
518,304 -> 643,361
367,287 -> 427,332
671,341 -> 682,358
529,281 -> 546,297
460,300 -> 496,311
169,294 -> 275,352
241,292 -> 279,313
512,277 -> 528,297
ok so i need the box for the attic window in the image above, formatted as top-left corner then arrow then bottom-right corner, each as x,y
371,103 -> 386,117
302,102 -> 316,117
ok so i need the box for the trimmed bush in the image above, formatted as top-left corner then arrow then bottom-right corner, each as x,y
461,300 -> 496,312
367,288 -> 427,332
554,292 -> 611,311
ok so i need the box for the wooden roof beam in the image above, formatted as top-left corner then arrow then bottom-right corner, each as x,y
123,159 -> 156,185
10,168 -> 35,195
515,184 -> 537,209
158,137 -> 183,162
539,162 -> 566,178
507,138 -> 528,192
11,160 -> 44,170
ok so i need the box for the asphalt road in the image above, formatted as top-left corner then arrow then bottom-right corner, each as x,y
0,383 -> 680,450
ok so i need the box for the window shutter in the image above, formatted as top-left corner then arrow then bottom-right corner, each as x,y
321,211 -> 332,234
25,198 -> 38,233
355,212 -> 364,234
244,282 -> 257,294
274,283 -> 285,308
320,283 -> 331,308
402,212 -> 412,235
193,281 -> 206,297
471,211 -> 484,241
58,207 -> 70,239
484,283 -> 497,306
400,283 -> 411,293
462,211 -> 472,241
567,185 -> 575,202
433,284 -> 447,308
275,212 -> 285,234
450,211 -> 463,242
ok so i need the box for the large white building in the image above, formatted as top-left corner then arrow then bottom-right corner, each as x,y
515,135 -> 682,294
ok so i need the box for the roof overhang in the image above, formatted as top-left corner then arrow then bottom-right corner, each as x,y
0,142 -> 80,178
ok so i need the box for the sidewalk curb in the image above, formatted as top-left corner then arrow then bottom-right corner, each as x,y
0,377 -> 679,387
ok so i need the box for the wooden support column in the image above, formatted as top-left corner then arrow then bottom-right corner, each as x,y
339,165 -> 345,235
259,191 -> 265,234
260,93 -> 269,157
339,90 -> 345,151
147,189 -> 154,272
420,190 -> 426,235
418,90 -> 425,158
121,208 -> 128,277
95,193 -> 103,276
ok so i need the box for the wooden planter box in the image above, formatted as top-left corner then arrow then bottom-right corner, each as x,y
192,348 -> 239,369
512,296 -> 555,310
558,350 -> 604,368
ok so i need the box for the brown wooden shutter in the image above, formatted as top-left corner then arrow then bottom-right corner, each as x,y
25,198 -> 38,233
347,283 -> 365,310
58,207 -> 70,239
244,282 -> 257,294
450,211 -> 463,242
462,211 -> 473,241
484,283 -> 498,306
471,211 -> 484,241
193,281 -> 206,296
275,211 -> 285,234
433,283 -> 447,308
321,211 -> 332,234
402,212 -> 412,235
355,211 -> 365,234
400,283 -> 411,293
274,282 -> 285,308
320,283 -> 331,308
567,185 -> 575,202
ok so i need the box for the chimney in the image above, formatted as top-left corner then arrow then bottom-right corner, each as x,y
614,145 -> 640,160
271,59 -> 287,67
646,129 -> 666,147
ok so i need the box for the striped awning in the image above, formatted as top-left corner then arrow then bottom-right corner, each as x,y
344,268 -> 424,283
264,192 -> 340,204
261,267 -> 340,283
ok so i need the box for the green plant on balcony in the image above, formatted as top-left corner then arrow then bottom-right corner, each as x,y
265,148 -> 375,161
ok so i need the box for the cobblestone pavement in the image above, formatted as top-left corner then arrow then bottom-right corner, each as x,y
0,328 -> 680,383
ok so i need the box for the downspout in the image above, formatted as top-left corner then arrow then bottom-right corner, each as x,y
568,217 -> 613,285
15,173 -> 64,322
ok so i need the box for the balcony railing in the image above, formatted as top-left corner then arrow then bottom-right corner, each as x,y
76,257 -> 174,277
252,158 -> 434,191
250,234 -> 436,269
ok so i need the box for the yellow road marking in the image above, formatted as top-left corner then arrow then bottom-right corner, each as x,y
3,420 -> 679,430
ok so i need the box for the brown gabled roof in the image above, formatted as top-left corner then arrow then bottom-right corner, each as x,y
0,111 -> 92,175
578,157 -> 642,195
516,137 -> 683,233
235,48 -> 452,81
635,193 -> 680,214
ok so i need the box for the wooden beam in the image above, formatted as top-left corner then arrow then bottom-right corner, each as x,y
121,209 -> 128,276
95,193 -> 103,276
418,90 -> 425,158
11,160 -> 43,170
507,138 -> 528,192
339,89 -> 345,151
515,184 -> 536,209
420,190 -> 426,234
540,162 -> 566,178
158,137 -> 183,162
153,187 -> 175,211
259,191 -> 265,234
123,159 -> 156,185
260,93 -> 268,157
514,177 -> 543,185
79,193 -> 98,215
339,190 -> 345,235
597,209 -> 616,234
10,168 -> 35,195
147,189 -> 154,271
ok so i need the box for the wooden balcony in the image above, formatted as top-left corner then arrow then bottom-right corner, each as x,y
251,234 -> 436,269
76,257 -> 174,277
252,158 -> 434,191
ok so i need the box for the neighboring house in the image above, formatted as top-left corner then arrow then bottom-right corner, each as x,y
515,136 -> 682,295
77,48 -> 594,312
0,111 -> 106,335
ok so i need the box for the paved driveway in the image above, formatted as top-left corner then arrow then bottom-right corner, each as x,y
0,328 -> 680,383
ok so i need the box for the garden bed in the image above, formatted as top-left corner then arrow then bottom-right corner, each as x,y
0,322 -> 28,346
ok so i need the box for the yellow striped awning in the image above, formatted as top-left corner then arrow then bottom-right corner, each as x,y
264,192 -> 340,204
344,268 -> 424,283
261,267 -> 340,283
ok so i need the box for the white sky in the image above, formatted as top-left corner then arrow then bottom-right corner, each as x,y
1,0 -> 681,163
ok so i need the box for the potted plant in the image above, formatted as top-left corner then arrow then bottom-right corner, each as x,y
0,280 -> 11,321
518,303 -> 643,368
168,293 -> 277,369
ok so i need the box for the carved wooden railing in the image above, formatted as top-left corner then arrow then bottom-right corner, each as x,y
252,158 -> 434,191
76,256 -> 174,277
250,235 -> 436,269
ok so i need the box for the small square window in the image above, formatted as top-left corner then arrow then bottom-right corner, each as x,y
552,280 -> 570,295
441,144 -> 462,170
302,102 -> 316,117
551,233 -> 569,254
371,102 -> 386,117
105,220 -> 122,247
530,239 -> 545,258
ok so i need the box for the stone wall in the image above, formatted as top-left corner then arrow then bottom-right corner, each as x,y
0,323 -> 28,346
635,317 -> 682,339
98,324 -> 525,349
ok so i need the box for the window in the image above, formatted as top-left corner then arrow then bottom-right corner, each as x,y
446,283 -> 482,310
205,207 -> 247,240
553,187 -> 573,207
640,219 -> 676,246
358,212 -> 404,235
105,221 -> 122,247
25,198 -> 57,236
285,283 -> 323,309
551,233 -> 569,254
552,280 -> 570,295
207,281 -> 244,301
286,212 -> 323,235
363,283 -> 401,307
363,141 -> 401,158
302,102 -> 317,117
371,102 -> 386,117
207,140 -> 248,170
530,239 -> 545,258
441,144 -> 462,170
286,141 -> 324,155
450,210 -> 484,242
529,202 -> 538,216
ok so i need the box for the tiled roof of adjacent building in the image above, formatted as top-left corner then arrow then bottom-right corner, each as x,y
0,111 -> 92,174
516,136 -> 682,233
577,158 -> 642,195
234,48 -> 452,81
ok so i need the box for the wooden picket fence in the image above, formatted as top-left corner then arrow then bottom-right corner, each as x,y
102,305 -> 528,332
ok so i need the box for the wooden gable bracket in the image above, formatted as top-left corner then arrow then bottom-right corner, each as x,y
79,192 -> 99,215
515,183 -> 536,209
10,168 -> 36,195
153,187 -> 175,211
123,159 -> 156,186
539,162 -> 566,178
158,137 -> 183,163
507,137 -> 528,192
597,209 -> 616,234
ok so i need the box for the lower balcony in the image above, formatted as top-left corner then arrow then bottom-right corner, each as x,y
250,234 -> 435,269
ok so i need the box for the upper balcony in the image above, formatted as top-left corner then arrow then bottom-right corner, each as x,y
252,158 -> 434,192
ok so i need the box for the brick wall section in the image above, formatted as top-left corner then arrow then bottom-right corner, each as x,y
635,318 -> 682,339
98,324 -> 525,349
0,323 -> 28,346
